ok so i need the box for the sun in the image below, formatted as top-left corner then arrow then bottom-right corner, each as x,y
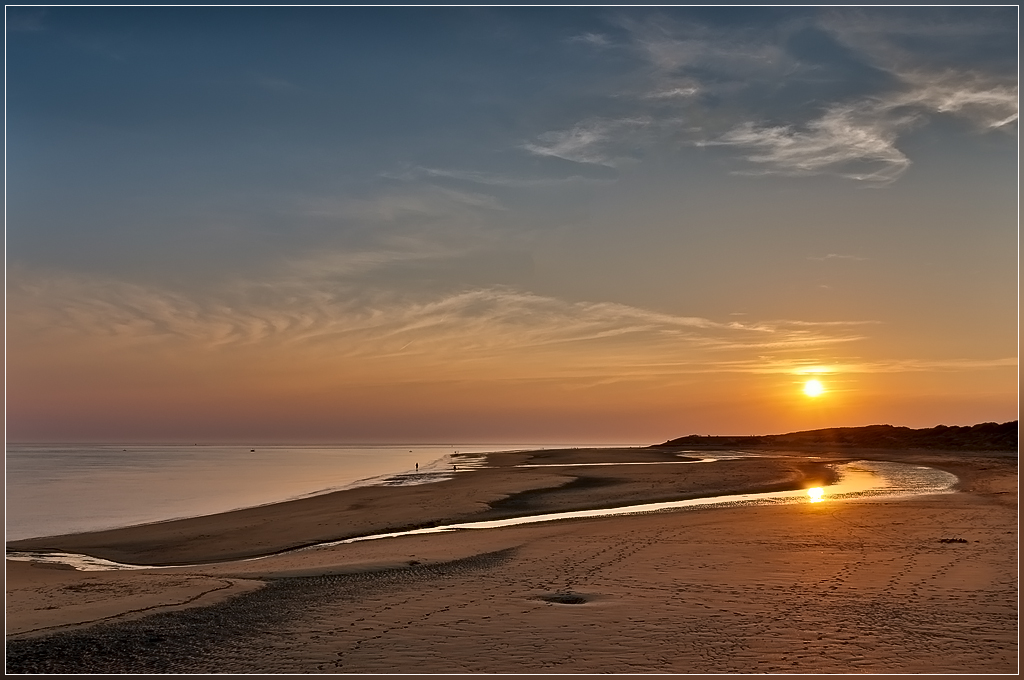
803,379 -> 825,397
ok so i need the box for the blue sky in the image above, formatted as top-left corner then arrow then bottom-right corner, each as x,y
6,7 -> 1018,443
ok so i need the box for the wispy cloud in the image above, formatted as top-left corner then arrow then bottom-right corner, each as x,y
853,357 -> 1019,372
894,70 -> 1018,131
712,356 -> 1018,376
383,165 -> 613,188
522,115 -> 693,168
298,185 -> 504,223
547,11 -> 1016,186
643,86 -> 700,100
702,64 -> 1016,183
17,261 -> 1006,386
277,240 -> 470,280
8,268 -> 875,381
809,254 -> 867,262
535,15 -> 802,166
819,8 -> 1017,75
616,14 -> 794,81
570,32 -> 612,48
522,120 -> 626,167
699,102 -> 917,184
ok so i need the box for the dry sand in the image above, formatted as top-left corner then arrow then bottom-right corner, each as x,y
5,446 -> 1017,673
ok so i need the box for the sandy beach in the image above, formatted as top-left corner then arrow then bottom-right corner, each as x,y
6,446 -> 1017,673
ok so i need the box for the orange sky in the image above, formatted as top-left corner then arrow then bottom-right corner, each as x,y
8,274 -> 1015,443
6,7 -> 1018,443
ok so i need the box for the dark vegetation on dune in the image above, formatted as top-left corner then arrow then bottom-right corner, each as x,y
656,421 -> 1018,452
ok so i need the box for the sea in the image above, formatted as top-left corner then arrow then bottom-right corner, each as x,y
4,443 -> 570,541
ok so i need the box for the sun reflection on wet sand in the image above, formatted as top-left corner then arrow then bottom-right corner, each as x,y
7,460 -> 957,571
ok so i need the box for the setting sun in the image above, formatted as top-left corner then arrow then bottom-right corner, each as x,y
803,379 -> 825,397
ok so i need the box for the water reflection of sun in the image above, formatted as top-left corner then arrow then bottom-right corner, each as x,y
807,487 -> 824,503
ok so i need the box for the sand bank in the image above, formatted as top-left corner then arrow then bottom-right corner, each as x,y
6,446 -> 1017,673
6,448 -> 829,566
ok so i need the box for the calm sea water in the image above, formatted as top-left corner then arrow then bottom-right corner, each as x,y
4,443 -> 554,541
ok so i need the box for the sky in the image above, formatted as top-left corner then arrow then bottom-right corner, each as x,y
5,6 -> 1018,444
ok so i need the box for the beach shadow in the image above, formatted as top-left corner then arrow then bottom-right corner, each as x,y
5,548 -> 517,674
535,591 -> 590,605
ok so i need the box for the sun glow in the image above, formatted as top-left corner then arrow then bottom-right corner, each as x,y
803,379 -> 825,397
807,487 -> 824,503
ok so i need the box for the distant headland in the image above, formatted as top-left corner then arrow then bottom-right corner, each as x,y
656,421 -> 1018,452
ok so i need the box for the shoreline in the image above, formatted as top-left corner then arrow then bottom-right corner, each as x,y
10,458 -> 931,572
8,447 -> 832,566
4,446 -> 635,545
6,445 -> 1017,673
5,444 -> 522,543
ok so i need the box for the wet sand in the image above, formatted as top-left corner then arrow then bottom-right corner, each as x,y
5,446 -> 1017,673
6,448 -> 829,566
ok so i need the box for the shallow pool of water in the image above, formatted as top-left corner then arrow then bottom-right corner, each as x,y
6,460 -> 957,571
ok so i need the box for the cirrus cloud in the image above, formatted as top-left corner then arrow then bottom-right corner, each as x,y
8,265 -> 875,383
